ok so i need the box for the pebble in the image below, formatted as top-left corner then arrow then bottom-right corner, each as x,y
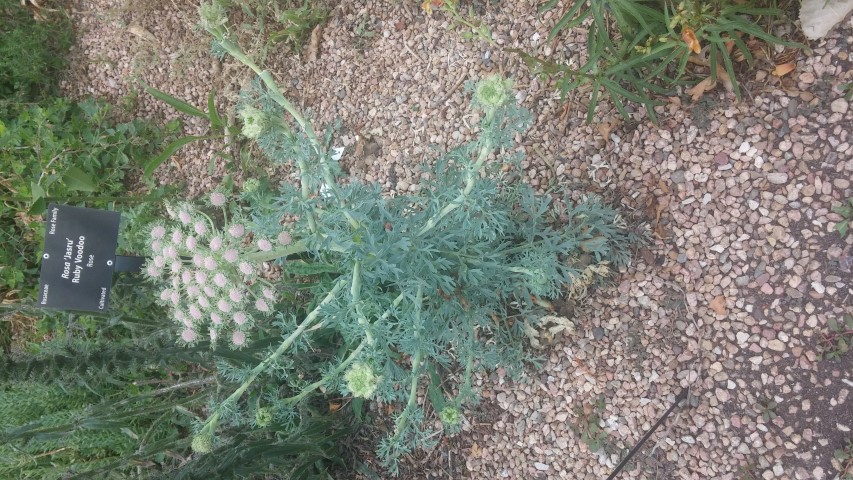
766,173 -> 789,185
830,98 -> 849,114
533,462 -> 549,471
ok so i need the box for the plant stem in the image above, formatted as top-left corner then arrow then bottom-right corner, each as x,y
199,278 -> 346,435
282,338 -> 368,405
416,130 -> 494,237
390,286 -> 424,443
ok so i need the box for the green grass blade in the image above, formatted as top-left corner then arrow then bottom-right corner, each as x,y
144,85 -> 207,118
142,135 -> 209,179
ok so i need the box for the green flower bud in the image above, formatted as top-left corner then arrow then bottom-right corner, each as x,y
474,75 -> 512,111
440,406 -> 461,426
242,178 -> 261,194
191,432 -> 214,454
255,407 -> 273,427
198,2 -> 228,32
238,105 -> 268,139
344,362 -> 381,399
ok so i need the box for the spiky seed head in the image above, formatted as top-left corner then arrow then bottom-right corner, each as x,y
474,75 -> 513,112
238,106 -> 268,139
191,432 -> 214,454
440,407 -> 461,426
344,362 -> 381,399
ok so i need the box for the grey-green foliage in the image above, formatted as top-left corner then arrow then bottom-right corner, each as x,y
227,74 -> 638,472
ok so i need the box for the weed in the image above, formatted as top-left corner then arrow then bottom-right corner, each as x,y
522,0 -> 804,123
833,198 -> 853,237
737,461 -> 761,480
0,0 -> 73,102
833,439 -> 853,480
572,394 -> 610,452
817,314 -> 853,361
755,395 -> 778,422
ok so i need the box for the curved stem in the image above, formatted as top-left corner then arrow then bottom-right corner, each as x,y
199,278 -> 346,435
390,286 -> 424,442
283,338 -> 368,405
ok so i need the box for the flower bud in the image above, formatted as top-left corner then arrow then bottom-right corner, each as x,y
344,362 -> 381,399
191,432 -> 214,454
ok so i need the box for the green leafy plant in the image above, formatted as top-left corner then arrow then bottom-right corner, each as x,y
833,439 -> 853,480
0,0 -> 73,102
571,394 -> 609,452
0,98 -> 168,296
817,314 -> 853,361
522,0 -> 803,123
833,197 -> 853,236
756,396 -> 777,422
141,4 -> 639,474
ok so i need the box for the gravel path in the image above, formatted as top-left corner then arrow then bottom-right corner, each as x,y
60,1 -> 852,478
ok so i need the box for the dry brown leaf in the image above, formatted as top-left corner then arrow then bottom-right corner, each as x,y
709,295 -> 727,315
716,64 -> 734,95
303,23 -> 324,62
681,27 -> 701,54
328,401 -> 342,413
687,77 -> 715,101
772,62 -> 796,77
596,118 -> 621,146
127,24 -> 158,44
470,442 -> 482,458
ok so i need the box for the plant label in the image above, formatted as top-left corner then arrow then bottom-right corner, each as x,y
38,204 -> 121,312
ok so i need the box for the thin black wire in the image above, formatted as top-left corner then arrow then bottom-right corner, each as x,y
605,387 -> 690,480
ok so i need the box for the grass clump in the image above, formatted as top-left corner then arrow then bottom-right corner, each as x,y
521,0 -> 802,123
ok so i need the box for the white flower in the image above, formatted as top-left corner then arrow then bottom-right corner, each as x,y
262,287 -> 275,300
232,330 -> 246,347
233,311 -> 248,325
194,221 -> 207,237
210,192 -> 227,207
195,271 -> 208,284
229,288 -> 243,303
204,256 -> 218,270
170,260 -> 183,273
146,264 -> 161,277
179,210 -> 192,225
186,236 -> 198,251
224,249 -> 239,263
210,236 -> 223,251
211,312 -> 223,325
257,238 -> 272,252
198,296 -> 210,309
228,224 -> 245,238
151,225 -> 166,239
217,299 -> 232,313
239,262 -> 254,276
278,231 -> 292,245
172,230 -> 183,245
214,273 -> 228,287
255,298 -> 270,313
181,328 -> 198,343
204,286 -> 216,297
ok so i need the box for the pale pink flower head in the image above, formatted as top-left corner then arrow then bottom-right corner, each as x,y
217,299 -> 232,313
170,291 -> 180,306
154,256 -> 166,268
151,240 -> 163,253
255,298 -> 270,313
214,273 -> 228,288
172,230 -> 183,245
278,231 -> 292,245
232,330 -> 246,347
210,312 -> 223,325
257,238 -> 272,252
209,236 -> 223,251
262,287 -> 275,300
228,224 -> 245,238
151,225 -> 166,240
182,270 -> 193,284
198,296 -> 210,309
181,328 -> 198,343
224,249 -> 239,263
204,256 -> 217,270
204,286 -> 216,297
239,262 -> 254,276
233,311 -> 248,325
189,305 -> 202,320
209,328 -> 218,342
194,221 -> 207,237
186,236 -> 198,251
165,245 -> 179,259
146,264 -> 161,277
187,285 -> 201,298
210,192 -> 227,207
195,271 -> 208,284
179,210 -> 192,225
175,309 -> 186,323
193,254 -> 204,268
159,289 -> 171,301
171,260 -> 183,273
229,288 -> 243,303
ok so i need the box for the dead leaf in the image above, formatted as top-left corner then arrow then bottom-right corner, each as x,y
596,118 -> 622,146
328,401 -> 342,413
421,0 -> 443,15
772,62 -> 796,77
303,23 -> 324,62
127,24 -> 158,44
681,27 -> 701,54
470,442 -> 482,458
687,77 -> 715,102
709,295 -> 727,316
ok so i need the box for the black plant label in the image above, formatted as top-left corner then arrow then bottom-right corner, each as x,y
38,204 -> 120,312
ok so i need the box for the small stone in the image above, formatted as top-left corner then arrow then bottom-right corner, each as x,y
830,98 -> 849,114
737,332 -> 750,344
767,173 -> 789,185
681,435 -> 696,444
593,327 -> 605,340
750,356 -> 763,365
768,339 -> 785,352
534,462 -> 549,471
671,170 -> 686,183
